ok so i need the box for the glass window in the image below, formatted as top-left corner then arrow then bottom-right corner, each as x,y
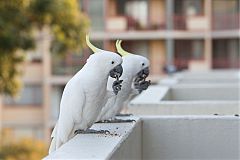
116,0 -> 148,30
175,0 -> 204,16
88,0 -> 105,31
213,39 -> 240,68
192,40 -> 204,59
213,0 -> 239,14
174,40 -> 204,69
3,84 -> 43,106
212,0 -> 239,30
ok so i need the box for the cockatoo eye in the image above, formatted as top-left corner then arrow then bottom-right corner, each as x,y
111,61 -> 115,64
142,63 -> 145,66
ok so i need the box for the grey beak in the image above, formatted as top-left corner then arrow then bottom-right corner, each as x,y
109,64 -> 123,80
137,67 -> 149,79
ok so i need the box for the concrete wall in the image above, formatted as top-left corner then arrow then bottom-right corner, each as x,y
44,116 -> 240,160
142,116 -> 240,160
174,70 -> 240,79
129,85 -> 239,115
129,101 -> 239,115
44,117 -> 141,160
159,70 -> 240,85
166,84 -> 239,101
109,120 -> 142,160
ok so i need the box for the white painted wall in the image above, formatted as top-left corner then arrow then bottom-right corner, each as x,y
142,116 -> 240,160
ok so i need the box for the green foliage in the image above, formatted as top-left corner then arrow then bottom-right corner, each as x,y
0,129 -> 48,160
0,54 -> 24,96
0,0 -> 89,96
0,138 -> 48,160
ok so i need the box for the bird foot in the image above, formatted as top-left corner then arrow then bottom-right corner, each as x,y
102,118 -> 136,123
116,113 -> 133,116
95,120 -> 111,123
74,129 -> 110,135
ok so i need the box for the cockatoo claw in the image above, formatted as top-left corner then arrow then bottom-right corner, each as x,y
74,129 -> 110,135
112,79 -> 123,95
99,118 -> 136,123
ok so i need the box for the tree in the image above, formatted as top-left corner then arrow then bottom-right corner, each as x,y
0,136 -> 48,160
0,0 -> 89,96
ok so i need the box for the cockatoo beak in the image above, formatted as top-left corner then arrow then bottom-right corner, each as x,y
110,64 -> 123,95
134,67 -> 151,93
136,67 -> 149,80
109,64 -> 123,80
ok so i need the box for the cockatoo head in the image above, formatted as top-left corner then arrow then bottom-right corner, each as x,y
116,40 -> 151,93
116,40 -> 149,78
86,35 -> 123,79
86,35 -> 123,94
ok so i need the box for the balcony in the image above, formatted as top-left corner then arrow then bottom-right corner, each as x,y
129,70 -> 239,116
44,116 -> 239,159
44,70 -> 239,159
212,13 -> 240,31
174,15 -> 209,31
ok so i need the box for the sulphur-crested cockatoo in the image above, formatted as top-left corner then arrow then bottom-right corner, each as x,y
49,35 -> 123,154
96,40 -> 151,122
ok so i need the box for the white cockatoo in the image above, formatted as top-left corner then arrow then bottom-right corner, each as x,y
49,35 -> 123,154
96,40 -> 151,122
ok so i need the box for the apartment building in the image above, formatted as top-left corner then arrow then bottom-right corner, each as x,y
0,0 -> 239,143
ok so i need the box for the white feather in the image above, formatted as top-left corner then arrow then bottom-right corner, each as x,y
97,54 -> 150,121
49,51 -> 122,153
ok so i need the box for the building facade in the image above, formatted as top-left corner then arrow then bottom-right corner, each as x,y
0,0 -> 239,143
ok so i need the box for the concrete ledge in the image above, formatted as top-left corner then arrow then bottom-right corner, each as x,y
44,117 -> 141,160
44,116 -> 240,160
159,70 -> 240,85
128,101 -> 239,115
129,84 -> 239,115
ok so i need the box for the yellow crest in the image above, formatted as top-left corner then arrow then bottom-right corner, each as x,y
86,34 -> 101,53
116,40 -> 131,56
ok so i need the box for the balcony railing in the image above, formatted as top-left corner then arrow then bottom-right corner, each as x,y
174,15 -> 209,31
212,58 -> 240,69
212,13 -> 240,30
106,16 -> 166,32
44,116 -> 239,160
106,13 -> 239,32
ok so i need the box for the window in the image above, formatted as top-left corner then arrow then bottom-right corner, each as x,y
4,84 -> 43,106
212,0 -> 239,30
88,0 -> 105,31
116,0 -> 148,30
175,0 -> 204,16
212,39 -> 240,68
174,40 -> 204,69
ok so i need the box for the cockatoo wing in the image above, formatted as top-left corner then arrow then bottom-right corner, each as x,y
56,85 -> 86,148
